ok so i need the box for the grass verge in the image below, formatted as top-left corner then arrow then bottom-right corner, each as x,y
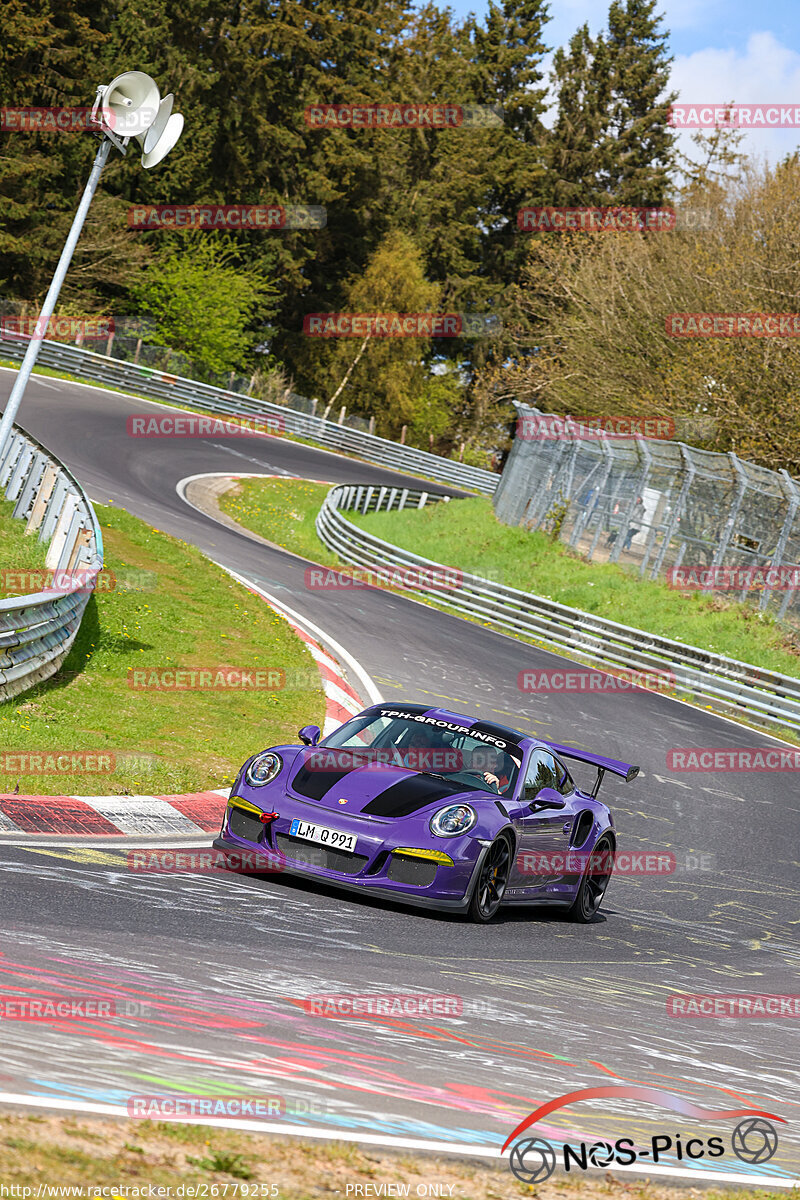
0,500 -> 50,599
349,499 -> 800,678
216,478 -> 800,680
0,1113 -> 791,1199
0,502 -> 324,796
218,478 -> 339,564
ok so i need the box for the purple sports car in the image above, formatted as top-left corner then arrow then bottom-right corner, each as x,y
213,703 -> 639,922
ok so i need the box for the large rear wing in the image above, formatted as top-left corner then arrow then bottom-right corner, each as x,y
545,742 -> 640,799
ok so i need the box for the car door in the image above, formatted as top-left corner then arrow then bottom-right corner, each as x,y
507,748 -> 577,889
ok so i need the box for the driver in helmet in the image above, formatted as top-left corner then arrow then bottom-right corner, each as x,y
475,746 -> 511,793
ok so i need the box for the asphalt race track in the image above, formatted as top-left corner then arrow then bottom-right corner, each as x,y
2,367 -> 799,1185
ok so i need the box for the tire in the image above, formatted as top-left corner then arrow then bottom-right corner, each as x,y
567,834 -> 614,923
468,835 -> 512,923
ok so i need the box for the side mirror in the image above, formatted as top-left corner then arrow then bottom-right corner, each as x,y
298,724 -> 321,747
525,785 -> 566,811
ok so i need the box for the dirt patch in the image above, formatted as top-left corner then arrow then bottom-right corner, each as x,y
0,1113 -> 785,1198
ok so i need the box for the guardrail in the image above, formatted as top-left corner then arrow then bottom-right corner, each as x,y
316,484 -> 800,734
0,332 -> 498,495
0,425 -> 103,701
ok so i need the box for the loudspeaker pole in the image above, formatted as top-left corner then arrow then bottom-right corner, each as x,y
0,70 -> 183,457
0,138 -> 113,456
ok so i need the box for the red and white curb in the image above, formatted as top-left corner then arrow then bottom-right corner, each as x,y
291,619 -> 364,734
0,580 -> 377,838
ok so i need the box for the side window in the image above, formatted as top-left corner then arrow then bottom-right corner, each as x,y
523,750 -> 559,798
554,758 -> 574,796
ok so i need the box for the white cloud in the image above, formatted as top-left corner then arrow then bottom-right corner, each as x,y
670,32 -> 800,163
542,0 -> 730,45
540,25 -> 800,166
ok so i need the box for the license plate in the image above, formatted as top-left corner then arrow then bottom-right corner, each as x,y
289,818 -> 356,853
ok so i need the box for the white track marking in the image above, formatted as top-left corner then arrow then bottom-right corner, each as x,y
220,564 -> 382,706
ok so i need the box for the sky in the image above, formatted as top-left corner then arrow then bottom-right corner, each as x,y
446,0 -> 800,164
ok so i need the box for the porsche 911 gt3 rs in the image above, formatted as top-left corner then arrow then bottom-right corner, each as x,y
213,703 -> 639,922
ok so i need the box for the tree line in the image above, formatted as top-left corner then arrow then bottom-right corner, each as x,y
4,0 -> 794,473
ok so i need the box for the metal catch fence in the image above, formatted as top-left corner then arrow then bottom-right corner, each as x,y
493,404 -> 800,624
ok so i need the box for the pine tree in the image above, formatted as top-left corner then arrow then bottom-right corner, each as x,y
546,25 -> 613,205
0,0 -> 113,302
378,5 -> 488,311
474,0 -> 551,246
466,0 -> 552,387
602,0 -> 676,205
311,229 -> 441,438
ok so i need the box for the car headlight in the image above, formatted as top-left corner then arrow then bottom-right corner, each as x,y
430,804 -> 477,837
245,752 -> 282,787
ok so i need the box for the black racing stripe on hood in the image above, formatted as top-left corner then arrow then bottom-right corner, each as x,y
291,765 -> 352,801
363,775 -> 466,818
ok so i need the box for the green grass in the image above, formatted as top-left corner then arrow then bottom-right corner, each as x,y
219,477 -> 340,564
350,496 -> 800,677
187,1150 -> 255,1178
0,499 -> 50,598
0,502 -> 324,796
218,478 -> 800,680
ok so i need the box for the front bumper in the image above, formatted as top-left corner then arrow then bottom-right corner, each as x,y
213,793 -> 487,913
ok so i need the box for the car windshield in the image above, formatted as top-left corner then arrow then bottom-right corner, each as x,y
321,709 -> 522,795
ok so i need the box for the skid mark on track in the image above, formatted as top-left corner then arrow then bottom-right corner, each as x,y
0,924 -> 797,1175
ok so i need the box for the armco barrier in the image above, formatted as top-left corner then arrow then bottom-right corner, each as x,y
0,425 -> 103,701
0,332 -> 497,494
316,484 -> 800,734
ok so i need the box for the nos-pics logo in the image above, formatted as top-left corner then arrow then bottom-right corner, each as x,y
503,1086 -> 784,1184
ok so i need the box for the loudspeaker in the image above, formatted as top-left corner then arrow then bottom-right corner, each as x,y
141,112 -> 184,168
136,94 -> 173,152
100,71 -> 160,137
132,93 -> 183,167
